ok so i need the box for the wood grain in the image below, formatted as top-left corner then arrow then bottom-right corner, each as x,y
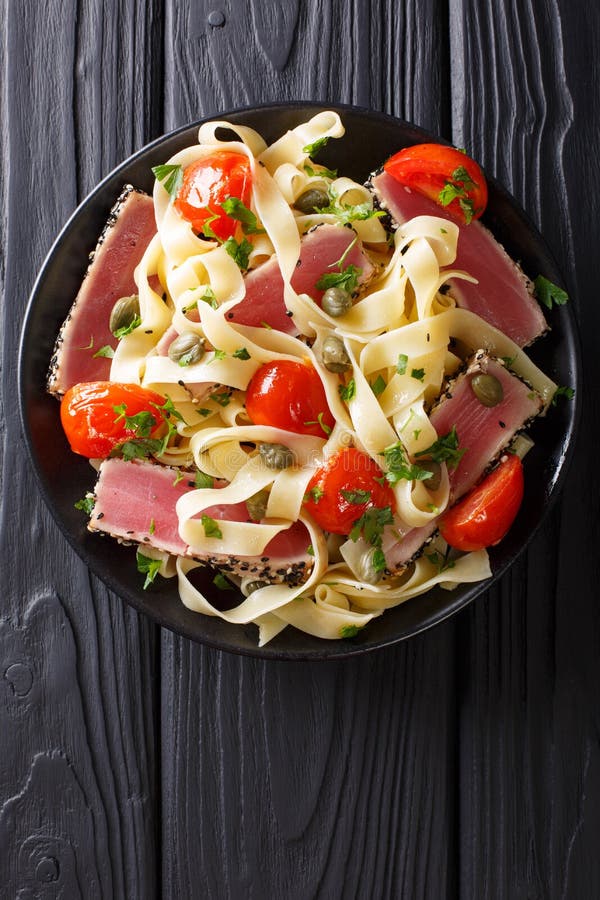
451,2 -> 600,897
1,2 -> 161,896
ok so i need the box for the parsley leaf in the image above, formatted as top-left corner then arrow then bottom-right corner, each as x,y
93,345 -> 115,359
303,136 -> 330,157
338,379 -> 356,402
341,489 -> 372,505
306,544 -> 315,556
411,367 -> 425,382
113,314 -> 141,340
552,385 -> 575,405
194,469 -> 214,488
213,572 -> 233,590
348,505 -> 394,546
221,197 -> 265,234
151,163 -> 184,201
315,263 -> 362,293
113,404 -> 157,437
304,163 -> 338,180
136,550 -> 162,590
74,495 -> 95,515
149,518 -> 156,535
317,188 -> 386,225
209,390 -> 231,407
305,486 -> 324,503
534,275 -> 569,309
201,515 -> 222,539
116,438 -> 164,462
232,347 -> 251,360
414,426 -> 466,470
223,236 -> 253,270
211,348 -> 227,363
340,624 -> 362,639
425,550 -> 456,573
303,411 -> 332,436
370,374 -> 387,396
396,353 -> 408,375
382,441 -> 433,483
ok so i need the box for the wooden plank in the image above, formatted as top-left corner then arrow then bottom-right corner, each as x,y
449,2 -> 600,897
160,1 -> 459,897
0,2 -> 162,895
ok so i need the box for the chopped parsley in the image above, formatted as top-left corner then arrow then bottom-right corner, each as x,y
414,426 -> 466,470
341,488 -> 372,505
382,441 -> 433,483
370,374 -> 387,397
410,367 -> 425,382
113,405 -> 157,437
172,469 -> 184,486
93,344 -> 115,359
149,518 -> 156,535
221,197 -> 265,234
306,544 -> 315,556
348,506 -> 394,556
317,188 -> 385,225
338,378 -> 356,402
303,411 -> 332,436
315,263 -> 362,293
213,572 -> 233,591
209,390 -> 231,407
396,353 -> 408,375
115,438 -> 164,462
425,549 -> 455,573
340,624 -> 362,639
74,495 -> 95,515
194,469 -> 214,489
151,163 -> 184,201
534,275 -> 569,309
303,135 -> 330,157
305,486 -> 324,503
200,287 -> 218,308
552,385 -> 575,405
113,315 -> 141,340
201,515 -> 222,539
232,347 -> 251,360
211,348 -> 227,363
223,236 -> 253,270
136,550 -> 162,590
437,165 -> 479,224
304,163 -> 338,180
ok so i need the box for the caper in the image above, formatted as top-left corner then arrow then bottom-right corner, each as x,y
109,294 -> 140,335
168,331 -> 206,366
246,489 -> 269,522
294,187 -> 329,214
259,442 -> 295,470
321,287 -> 352,317
423,461 -> 442,492
321,335 -> 351,373
471,373 -> 504,407
358,548 -> 384,585
242,579 -> 268,597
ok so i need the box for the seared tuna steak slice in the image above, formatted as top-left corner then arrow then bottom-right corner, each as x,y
384,354 -> 543,572
89,458 -> 313,584
47,186 -> 157,395
369,170 -> 547,347
227,224 -> 375,333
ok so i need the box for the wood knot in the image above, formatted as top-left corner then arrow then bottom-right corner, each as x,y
36,856 -> 59,883
4,662 -> 33,697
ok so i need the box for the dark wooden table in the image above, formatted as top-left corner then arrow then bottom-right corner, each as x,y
2,2 -> 598,897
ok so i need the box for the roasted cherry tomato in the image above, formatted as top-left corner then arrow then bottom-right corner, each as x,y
439,454 -> 524,551
384,143 -> 488,224
303,447 -> 396,535
60,382 -> 168,458
174,151 -> 252,241
245,360 -> 335,438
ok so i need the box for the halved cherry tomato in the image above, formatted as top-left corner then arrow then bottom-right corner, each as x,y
384,143 -> 488,224
60,382 -> 168,458
174,151 -> 252,241
245,360 -> 335,438
439,454 -> 524,551
303,447 -> 396,535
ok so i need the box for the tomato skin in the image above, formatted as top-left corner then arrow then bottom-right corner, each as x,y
174,151 -> 252,241
384,143 -> 488,224
304,448 -> 396,535
60,382 -> 168,458
439,454 -> 524,551
245,360 -> 335,438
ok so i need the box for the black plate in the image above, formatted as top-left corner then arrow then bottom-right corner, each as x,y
18,102 -> 581,660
